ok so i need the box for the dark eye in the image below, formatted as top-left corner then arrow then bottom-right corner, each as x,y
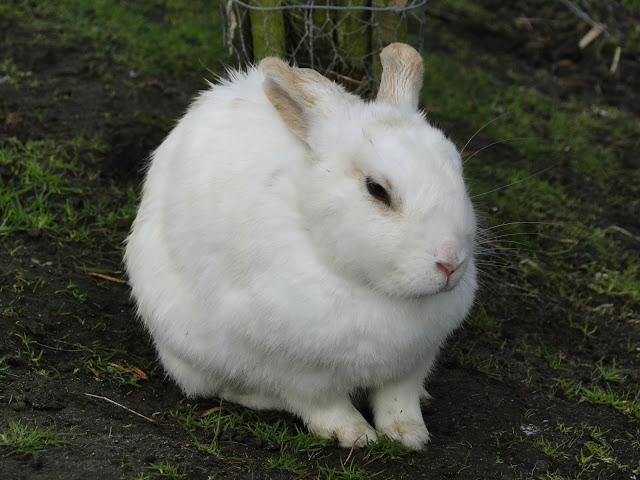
366,177 -> 391,207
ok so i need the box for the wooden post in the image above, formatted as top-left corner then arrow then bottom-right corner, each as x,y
335,0 -> 371,89
250,0 -> 287,61
371,0 -> 408,93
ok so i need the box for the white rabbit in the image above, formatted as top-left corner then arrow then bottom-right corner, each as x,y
124,43 -> 477,450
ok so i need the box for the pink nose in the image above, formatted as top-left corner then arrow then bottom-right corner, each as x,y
436,261 -> 457,278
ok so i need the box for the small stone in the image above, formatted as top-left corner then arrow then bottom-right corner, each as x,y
535,459 -> 550,471
233,433 -> 247,444
265,441 -> 279,452
13,394 -> 27,403
11,400 -> 27,411
31,455 -> 44,470
6,355 -> 28,367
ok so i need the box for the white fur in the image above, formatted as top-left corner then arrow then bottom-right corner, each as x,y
124,51 -> 477,450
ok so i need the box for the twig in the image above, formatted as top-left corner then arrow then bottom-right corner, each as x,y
604,225 -> 640,242
344,436 -> 360,464
197,405 -> 237,418
84,393 -> 156,423
610,46 -> 621,74
578,26 -> 603,49
557,0 -> 610,38
86,272 -> 127,284
34,342 -> 84,352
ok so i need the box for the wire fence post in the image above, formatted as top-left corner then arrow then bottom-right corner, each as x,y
221,1 -> 427,96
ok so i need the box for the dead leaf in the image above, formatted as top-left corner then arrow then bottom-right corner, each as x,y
552,59 -> 574,71
108,363 -> 149,380
5,112 -> 22,125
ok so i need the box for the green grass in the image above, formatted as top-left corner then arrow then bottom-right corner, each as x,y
80,346 -> 152,388
534,437 -> 567,459
12,331 -> 43,367
0,357 -> 9,380
556,378 -> 640,420
0,417 -> 72,456
0,138 -> 81,235
133,462 -> 188,480
0,58 -> 35,88
588,262 -> 640,301
267,450 -> 308,475
0,0 -> 224,78
247,419 -> 332,456
166,402 -> 408,478
467,306 -> 503,340
317,460 -> 374,480
421,51 -> 640,196
538,343 -> 574,372
594,359 -> 629,384
168,402 -> 243,435
532,423 -> 639,479
0,137 -> 137,243
6,327 -> 152,384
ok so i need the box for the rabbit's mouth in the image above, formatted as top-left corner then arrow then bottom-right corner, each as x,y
375,256 -> 472,299
379,281 -> 458,300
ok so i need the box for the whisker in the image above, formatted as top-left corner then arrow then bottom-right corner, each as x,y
477,235 -> 537,243
474,274 -> 501,292
478,233 -> 541,240
479,221 -> 552,231
477,243 -> 535,252
476,258 -> 517,265
460,110 -> 513,154
476,280 -> 497,294
477,241 -> 516,247
476,243 -> 523,251
481,240 -> 538,250
475,251 -> 514,258
475,253 -> 519,260
475,259 -> 520,267
463,137 -> 538,164
471,164 -> 558,199
478,234 -> 538,244
478,251 -> 521,259
478,244 -> 548,255
477,237 -> 535,245
475,265 -> 515,271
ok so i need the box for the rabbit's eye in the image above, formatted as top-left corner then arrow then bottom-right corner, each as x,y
366,177 -> 391,207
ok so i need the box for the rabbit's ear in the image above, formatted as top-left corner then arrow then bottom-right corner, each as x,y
376,43 -> 424,111
261,57 -> 340,143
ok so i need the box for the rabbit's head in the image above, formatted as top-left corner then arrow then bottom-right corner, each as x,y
261,44 -> 476,299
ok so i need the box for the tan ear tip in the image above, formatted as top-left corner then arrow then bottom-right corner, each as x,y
259,57 -> 288,73
380,43 -> 422,66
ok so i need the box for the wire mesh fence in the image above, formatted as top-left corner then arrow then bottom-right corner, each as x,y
221,0 -> 427,96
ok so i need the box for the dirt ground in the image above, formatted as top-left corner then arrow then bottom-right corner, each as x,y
1,2 -> 639,479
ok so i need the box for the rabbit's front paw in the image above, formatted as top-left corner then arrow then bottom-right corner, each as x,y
376,415 -> 430,450
332,419 -> 378,448
297,398 -> 378,448
371,375 -> 431,450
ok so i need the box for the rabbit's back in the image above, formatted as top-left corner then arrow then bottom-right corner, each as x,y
127,67 -> 306,310
125,68 -> 304,346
